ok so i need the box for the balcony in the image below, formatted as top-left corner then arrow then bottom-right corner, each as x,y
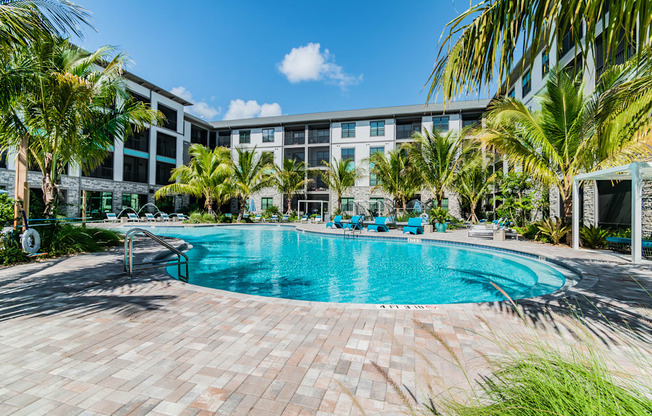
308,147 -> 329,168
308,128 -> 329,144
284,129 -> 305,145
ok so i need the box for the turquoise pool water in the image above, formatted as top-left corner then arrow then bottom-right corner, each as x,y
151,225 -> 565,305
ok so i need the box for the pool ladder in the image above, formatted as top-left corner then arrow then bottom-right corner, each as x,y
124,228 -> 189,282
343,227 -> 361,238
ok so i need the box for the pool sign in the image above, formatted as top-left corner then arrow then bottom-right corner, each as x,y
377,305 -> 438,310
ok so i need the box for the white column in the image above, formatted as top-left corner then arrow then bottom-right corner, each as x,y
572,179 -> 580,250
631,163 -> 643,263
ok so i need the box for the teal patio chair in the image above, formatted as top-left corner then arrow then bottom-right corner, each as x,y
367,217 -> 389,232
326,215 -> 343,229
403,217 -> 424,235
343,215 -> 364,230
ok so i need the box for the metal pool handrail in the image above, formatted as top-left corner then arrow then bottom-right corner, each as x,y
124,228 -> 189,282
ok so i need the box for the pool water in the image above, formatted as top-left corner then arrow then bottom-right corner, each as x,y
152,226 -> 565,305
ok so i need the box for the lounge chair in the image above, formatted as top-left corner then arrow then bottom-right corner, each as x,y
270,215 -> 279,222
367,217 -> 389,232
403,217 -> 424,235
242,214 -> 249,221
225,213 -> 232,222
299,214 -> 309,223
326,215 -> 343,229
159,213 -> 171,221
172,213 -> 188,221
281,215 -> 289,222
343,215 -> 364,231
313,215 -> 323,224
254,214 -> 262,222
104,213 -> 119,222
143,213 -> 156,222
468,224 -> 518,239
127,213 -> 139,222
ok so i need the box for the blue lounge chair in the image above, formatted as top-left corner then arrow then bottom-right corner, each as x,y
270,215 -> 279,222
403,217 -> 424,235
367,217 -> 389,232
281,214 -> 289,222
343,215 -> 364,230
104,213 -> 119,222
326,215 -> 343,229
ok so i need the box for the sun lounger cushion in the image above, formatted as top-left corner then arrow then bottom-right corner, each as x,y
367,217 -> 389,232
402,217 -> 424,235
326,215 -> 343,229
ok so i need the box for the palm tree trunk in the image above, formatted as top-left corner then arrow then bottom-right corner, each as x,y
337,193 -> 342,214
41,172 -> 58,217
287,194 -> 292,215
237,197 -> 246,221
205,195 -> 213,216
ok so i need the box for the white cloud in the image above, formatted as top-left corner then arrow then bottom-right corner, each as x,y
278,42 -> 362,89
170,86 -> 220,120
224,99 -> 282,120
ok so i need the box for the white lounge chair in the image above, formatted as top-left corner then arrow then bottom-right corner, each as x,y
270,215 -> 279,222
104,213 -> 119,222
173,213 -> 188,221
143,213 -> 156,222
127,213 -> 139,222
159,213 -> 171,221
312,215 -> 323,224
254,214 -> 262,222
281,214 -> 289,222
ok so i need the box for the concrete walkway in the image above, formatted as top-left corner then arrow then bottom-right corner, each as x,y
0,226 -> 650,415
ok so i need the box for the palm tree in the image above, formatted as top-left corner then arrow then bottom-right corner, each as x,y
155,144 -> 233,215
428,0 -> 649,103
0,36 -> 161,215
274,158 -> 312,214
453,159 -> 494,223
320,157 -> 362,214
232,147 -> 274,221
408,128 -> 476,209
368,149 -> 421,213
479,65 -> 652,222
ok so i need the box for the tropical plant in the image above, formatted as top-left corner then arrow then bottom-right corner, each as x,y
0,35 -> 161,215
320,157 -> 362,214
368,149 -> 421,213
155,144 -> 233,216
428,0 -> 649,103
0,193 -> 14,225
262,205 -> 280,218
581,225 -> 609,249
429,207 -> 450,224
274,158 -> 312,214
231,147 -> 274,221
536,217 -> 570,245
454,159 -> 494,223
479,65 -> 652,223
491,171 -> 542,226
408,128 -> 476,208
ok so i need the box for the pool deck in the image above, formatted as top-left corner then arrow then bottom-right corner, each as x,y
0,223 -> 650,415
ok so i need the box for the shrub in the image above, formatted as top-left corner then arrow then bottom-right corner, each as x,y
0,194 -> 15,226
263,205 -> 280,217
44,225 -> 123,256
609,228 -> 631,238
189,212 -> 202,223
0,235 -> 29,266
429,207 -> 450,224
536,217 -> 570,245
581,225 -> 609,249
201,213 -> 216,223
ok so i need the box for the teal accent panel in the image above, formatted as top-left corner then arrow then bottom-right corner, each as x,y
123,148 -> 149,159
156,155 -> 177,164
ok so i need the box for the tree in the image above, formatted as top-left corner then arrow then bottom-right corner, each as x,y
479,65 -> 652,223
0,36 -> 161,215
428,0 -> 649,103
274,158 -> 312,214
454,159 -> 494,223
408,128 -> 476,208
232,147 -> 274,221
368,149 -> 421,213
155,144 -> 233,216
320,157 -> 362,214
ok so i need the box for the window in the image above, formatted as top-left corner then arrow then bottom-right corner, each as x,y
396,121 -> 421,140
284,148 -> 305,162
209,131 -> 217,149
369,147 -> 384,186
369,197 -> 385,215
239,130 -> 251,144
308,127 -> 329,144
435,198 -> 449,210
190,125 -> 208,146
308,147 -> 329,167
158,104 -> 178,132
157,132 -> 177,159
217,131 -> 230,147
341,148 -> 355,163
432,116 -> 449,132
129,91 -> 150,106
508,87 -> 515,98
370,121 -> 385,136
262,128 -> 274,143
261,197 -> 273,211
558,24 -> 583,60
123,155 -> 148,183
542,52 -> 550,76
341,123 -> 356,138
86,152 -> 114,180
0,152 -> 6,169
341,197 -> 354,212
522,68 -> 531,96
156,161 -> 175,185
122,193 -> 148,211
85,191 -> 112,216
125,127 -> 149,152
462,113 -> 482,129
307,171 -> 328,191
284,128 -> 305,145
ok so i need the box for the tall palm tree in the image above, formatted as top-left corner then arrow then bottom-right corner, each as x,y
368,149 -> 421,213
453,159 -> 494,223
408,128 -> 476,209
479,65 -> 652,222
320,157 -> 362,214
428,0 -> 649,103
232,147 -> 274,221
274,158 -> 312,214
155,144 -> 233,215
0,36 -> 161,215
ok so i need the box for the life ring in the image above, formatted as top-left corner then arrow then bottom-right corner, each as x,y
420,213 -> 429,221
21,228 -> 41,254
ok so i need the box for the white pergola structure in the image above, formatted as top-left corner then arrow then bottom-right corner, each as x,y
572,162 -> 652,263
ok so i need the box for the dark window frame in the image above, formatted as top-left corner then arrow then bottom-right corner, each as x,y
522,68 -> 532,96
123,155 -> 149,184
341,122 -> 356,138
262,128 -> 275,143
239,130 -> 251,144
158,103 -> 178,132
370,121 -> 385,137
432,116 -> 449,133
157,132 -> 177,159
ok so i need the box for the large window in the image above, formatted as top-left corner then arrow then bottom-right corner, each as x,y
262,128 -> 275,143
156,161 -> 175,185
0,152 -> 6,169
369,146 -> 384,186
85,191 -> 112,216
341,148 -> 355,163
284,148 -> 305,162
307,171 -> 328,191
284,128 -> 305,145
369,197 -> 385,216
122,193 -> 148,211
239,130 -> 251,144
86,152 -> 114,180
508,87 -> 515,98
217,131 -> 230,147
462,113 -> 482,129
123,155 -> 148,183
190,125 -> 208,146
158,104 -> 178,132
124,127 -> 149,152
396,121 -> 421,140
522,68 -> 531,96
341,197 -> 354,212
308,147 -> 329,167
308,127 -> 329,144
370,121 -> 385,136
432,116 -> 449,132
341,123 -> 355,138
558,24 -> 583,60
129,91 -> 150,106
157,132 -> 177,159
542,52 -> 550,76
261,197 -> 273,211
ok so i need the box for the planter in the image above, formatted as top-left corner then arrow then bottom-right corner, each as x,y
424,224 -> 433,233
435,222 -> 448,233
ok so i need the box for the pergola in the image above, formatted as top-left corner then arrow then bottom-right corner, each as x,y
297,199 -> 327,217
572,162 -> 652,263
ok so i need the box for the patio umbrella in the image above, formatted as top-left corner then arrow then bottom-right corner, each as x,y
249,198 -> 255,213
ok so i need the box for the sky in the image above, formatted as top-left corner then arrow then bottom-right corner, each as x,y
75,0 -> 490,121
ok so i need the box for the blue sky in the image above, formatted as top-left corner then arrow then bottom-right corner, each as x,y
76,1 -> 490,120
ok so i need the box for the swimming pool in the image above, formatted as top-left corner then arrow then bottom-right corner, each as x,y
149,225 -> 566,305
